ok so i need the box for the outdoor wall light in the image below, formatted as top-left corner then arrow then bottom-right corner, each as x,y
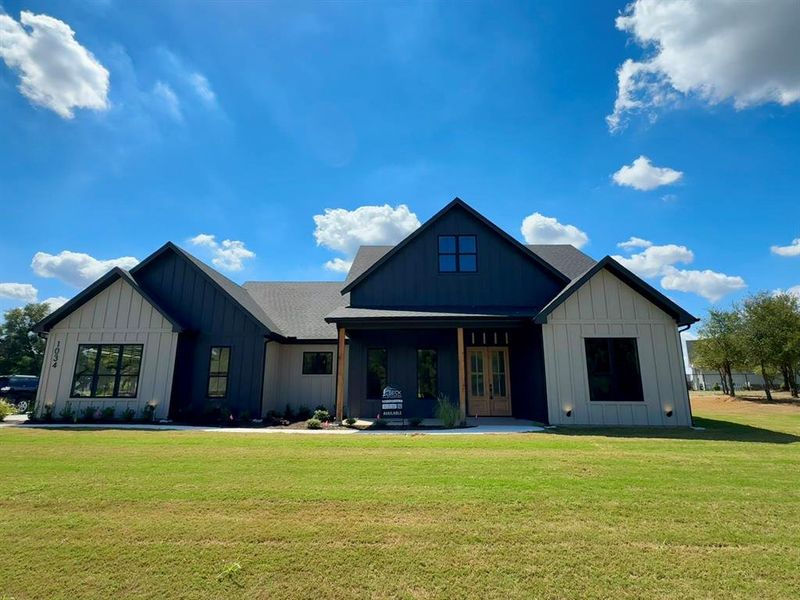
565,409 -> 572,417
665,409 -> 673,418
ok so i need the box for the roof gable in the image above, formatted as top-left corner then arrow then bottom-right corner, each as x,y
341,198 -> 570,294
534,256 -> 698,327
33,267 -> 183,333
130,242 -> 282,335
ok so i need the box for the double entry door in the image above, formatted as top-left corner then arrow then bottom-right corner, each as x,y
466,346 -> 511,416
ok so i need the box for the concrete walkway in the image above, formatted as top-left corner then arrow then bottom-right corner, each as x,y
2,414 -> 544,435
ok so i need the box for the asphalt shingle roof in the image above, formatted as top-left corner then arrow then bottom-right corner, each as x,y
243,282 -> 348,340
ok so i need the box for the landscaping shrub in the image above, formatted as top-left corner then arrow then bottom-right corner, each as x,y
59,403 -> 75,423
101,407 -> 115,420
435,394 -> 460,428
81,406 -> 97,422
41,403 -> 54,422
345,417 -> 356,426
306,418 -> 322,429
143,404 -> 156,422
372,418 -> 388,429
297,406 -> 312,420
0,400 -> 15,420
409,417 -> 423,428
122,408 -> 136,422
283,404 -> 295,421
313,409 -> 331,422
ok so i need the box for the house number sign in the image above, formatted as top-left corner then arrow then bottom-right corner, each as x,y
51,340 -> 61,368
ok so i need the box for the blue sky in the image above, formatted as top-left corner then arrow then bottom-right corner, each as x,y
1,0 -> 799,328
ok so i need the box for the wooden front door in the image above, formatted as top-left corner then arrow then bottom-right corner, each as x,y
466,347 -> 512,416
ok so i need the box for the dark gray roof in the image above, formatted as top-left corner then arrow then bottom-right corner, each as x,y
244,282 -> 348,340
344,243 -> 596,285
525,245 -> 596,279
326,305 -> 538,323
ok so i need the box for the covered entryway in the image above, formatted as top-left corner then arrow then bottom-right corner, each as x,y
466,346 -> 512,416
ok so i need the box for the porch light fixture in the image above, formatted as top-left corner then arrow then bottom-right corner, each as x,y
665,409 -> 673,418
565,409 -> 572,417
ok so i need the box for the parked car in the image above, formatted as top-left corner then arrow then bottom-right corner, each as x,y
0,375 -> 39,413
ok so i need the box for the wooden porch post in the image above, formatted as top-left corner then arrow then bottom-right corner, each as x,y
335,326 -> 346,422
457,327 -> 466,423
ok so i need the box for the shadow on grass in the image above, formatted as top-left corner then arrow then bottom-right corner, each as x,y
550,417 -> 799,444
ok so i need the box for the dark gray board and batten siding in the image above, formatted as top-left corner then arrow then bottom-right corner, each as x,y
132,248 -> 268,418
349,204 -> 566,310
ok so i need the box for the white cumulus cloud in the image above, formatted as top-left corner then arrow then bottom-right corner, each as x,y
188,234 -> 255,272
31,251 -> 139,288
42,296 -> 69,310
608,0 -> 800,131
771,238 -> 800,257
613,244 -> 693,278
617,236 -> 652,251
0,11 -> 109,119
520,212 -> 589,248
324,258 -> 353,274
612,156 -> 683,191
660,267 -> 746,303
314,204 -> 421,256
0,282 -> 38,303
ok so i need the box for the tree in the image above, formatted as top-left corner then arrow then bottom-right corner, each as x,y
0,303 -> 51,375
693,309 -> 745,396
740,293 -> 800,402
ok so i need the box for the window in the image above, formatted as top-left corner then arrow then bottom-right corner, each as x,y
70,344 -> 143,398
302,351 -> 333,375
438,235 -> 477,272
417,349 -> 438,399
366,348 -> 388,398
584,338 -> 644,402
207,346 -> 231,398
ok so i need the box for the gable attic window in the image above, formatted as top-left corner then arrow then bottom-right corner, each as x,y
438,235 -> 477,273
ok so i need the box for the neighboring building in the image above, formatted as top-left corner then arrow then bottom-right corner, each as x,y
33,198 -> 697,426
684,340 -> 791,391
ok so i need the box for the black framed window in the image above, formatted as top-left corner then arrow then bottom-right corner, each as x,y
417,349 -> 438,399
366,348 -> 388,398
584,338 -> 644,402
207,346 -> 231,398
70,344 -> 143,398
302,351 -> 333,375
438,235 -> 477,273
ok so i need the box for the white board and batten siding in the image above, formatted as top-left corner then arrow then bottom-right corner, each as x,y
35,278 -> 178,420
262,342 -> 347,415
542,269 -> 692,427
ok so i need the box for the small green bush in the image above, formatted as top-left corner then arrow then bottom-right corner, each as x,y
122,407 -> 136,422
306,418 -> 322,429
297,406 -> 312,420
712,383 -> 721,391
312,409 -> 331,422
0,400 -> 15,420
409,417 -> 423,428
81,406 -> 97,422
435,394 -> 460,429
345,417 -> 356,426
59,403 -> 75,423
372,418 -> 388,429
101,407 -> 115,420
283,404 -> 295,421
143,404 -> 156,422
41,404 -> 54,422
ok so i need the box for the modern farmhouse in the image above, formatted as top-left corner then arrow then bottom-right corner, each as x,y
33,198 -> 697,426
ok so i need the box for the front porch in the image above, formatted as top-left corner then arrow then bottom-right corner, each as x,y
326,311 -> 550,423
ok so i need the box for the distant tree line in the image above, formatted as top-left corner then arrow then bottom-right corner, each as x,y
692,292 -> 800,401
0,303 -> 51,375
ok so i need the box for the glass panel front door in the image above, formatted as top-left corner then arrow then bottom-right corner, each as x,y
466,347 -> 512,416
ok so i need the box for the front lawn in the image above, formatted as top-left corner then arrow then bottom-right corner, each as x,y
1,393 -> 798,599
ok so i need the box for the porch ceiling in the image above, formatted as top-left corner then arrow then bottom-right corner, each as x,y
324,305 -> 538,327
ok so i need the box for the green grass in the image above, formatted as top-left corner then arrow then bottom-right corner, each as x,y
1,395 -> 799,599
